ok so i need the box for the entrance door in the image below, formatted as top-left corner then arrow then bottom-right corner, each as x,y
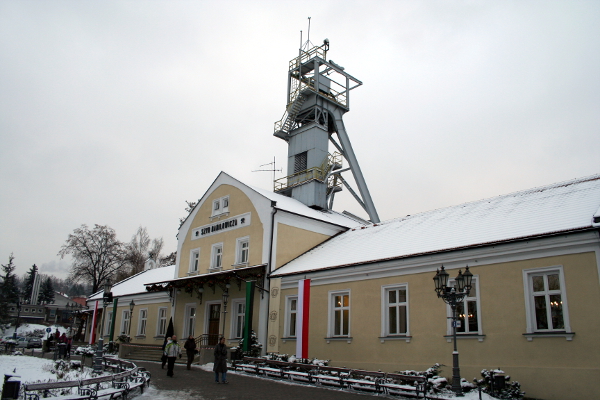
208,303 -> 221,345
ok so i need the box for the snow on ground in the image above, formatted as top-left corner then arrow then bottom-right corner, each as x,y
0,355 -> 496,400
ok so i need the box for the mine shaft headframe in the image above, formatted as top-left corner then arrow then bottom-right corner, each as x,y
286,39 -> 363,111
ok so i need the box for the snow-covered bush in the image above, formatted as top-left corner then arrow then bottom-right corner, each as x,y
474,368 -> 525,400
236,330 -> 263,357
264,353 -> 329,366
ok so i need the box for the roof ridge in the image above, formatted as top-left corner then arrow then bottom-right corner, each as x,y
381,173 -> 600,226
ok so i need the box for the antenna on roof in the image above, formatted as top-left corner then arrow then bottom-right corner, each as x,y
301,17 -> 313,51
252,157 -> 282,188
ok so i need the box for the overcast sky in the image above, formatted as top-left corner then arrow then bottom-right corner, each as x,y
1,1 -> 599,281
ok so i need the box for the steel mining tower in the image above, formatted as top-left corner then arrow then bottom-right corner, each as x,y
273,39 -> 380,223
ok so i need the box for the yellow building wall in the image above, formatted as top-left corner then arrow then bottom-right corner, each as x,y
275,223 -> 330,269
277,251 -> 600,400
178,184 -> 264,278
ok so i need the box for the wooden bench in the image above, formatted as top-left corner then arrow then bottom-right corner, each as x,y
381,373 -> 429,399
284,363 -> 318,383
313,366 -> 351,388
346,369 -> 386,393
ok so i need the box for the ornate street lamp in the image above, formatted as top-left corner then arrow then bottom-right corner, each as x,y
433,266 -> 473,396
94,279 -> 113,372
128,299 -> 135,338
221,284 -> 230,337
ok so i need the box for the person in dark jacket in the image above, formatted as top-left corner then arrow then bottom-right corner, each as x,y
184,335 -> 197,370
213,337 -> 228,383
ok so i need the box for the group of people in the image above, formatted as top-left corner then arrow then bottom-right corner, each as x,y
161,335 -> 229,383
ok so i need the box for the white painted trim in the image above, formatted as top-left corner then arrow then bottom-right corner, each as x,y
137,308 -> 148,336
284,295 -> 298,338
327,289 -> 351,338
189,248 -> 200,273
182,302 -> 198,338
156,307 -> 168,337
522,265 -> 571,334
235,236 -> 250,265
229,298 -> 246,339
445,276 -> 482,336
380,283 -> 410,338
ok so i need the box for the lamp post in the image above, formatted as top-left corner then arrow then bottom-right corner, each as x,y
128,299 -> 135,339
221,284 -> 230,337
94,279 -> 113,372
12,294 -> 23,340
433,265 -> 473,396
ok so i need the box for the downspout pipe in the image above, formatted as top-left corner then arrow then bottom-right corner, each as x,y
260,201 -> 278,355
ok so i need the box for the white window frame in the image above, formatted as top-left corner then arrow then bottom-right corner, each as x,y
156,307 -> 168,337
210,243 -> 223,270
446,276 -> 483,338
284,295 -> 298,338
189,248 -> 200,274
328,290 -> 351,338
523,266 -> 572,340
137,308 -> 148,336
211,196 -> 230,217
183,303 -> 197,338
104,310 -> 113,336
121,310 -> 130,336
235,237 -> 250,266
381,284 -> 410,341
230,298 -> 246,339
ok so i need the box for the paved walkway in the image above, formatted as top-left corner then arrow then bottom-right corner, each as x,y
135,359 -> 380,400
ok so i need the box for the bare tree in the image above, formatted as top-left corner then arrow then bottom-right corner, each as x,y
58,224 -> 126,293
120,226 -> 165,279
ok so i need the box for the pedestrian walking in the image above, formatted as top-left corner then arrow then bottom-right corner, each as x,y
161,336 -> 171,369
184,335 -> 197,370
164,335 -> 181,377
213,337 -> 228,384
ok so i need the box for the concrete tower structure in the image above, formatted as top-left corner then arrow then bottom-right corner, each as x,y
273,39 -> 380,223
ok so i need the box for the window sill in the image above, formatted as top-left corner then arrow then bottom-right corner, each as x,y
187,271 -> 199,276
281,337 -> 296,344
153,335 -> 165,340
379,335 -> 412,343
135,335 -> 146,339
523,332 -> 575,341
209,267 -> 222,273
325,337 -> 352,344
232,262 -> 249,268
210,212 -> 230,221
444,334 -> 486,343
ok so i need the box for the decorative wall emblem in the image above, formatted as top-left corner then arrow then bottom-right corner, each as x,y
271,287 -> 279,298
269,335 -> 277,346
269,311 -> 278,321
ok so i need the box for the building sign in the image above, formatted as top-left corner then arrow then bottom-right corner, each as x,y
192,212 -> 251,239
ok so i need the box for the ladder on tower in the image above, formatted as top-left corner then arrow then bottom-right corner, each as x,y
274,94 -> 306,139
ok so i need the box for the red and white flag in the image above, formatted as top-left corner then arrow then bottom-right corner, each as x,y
89,301 -> 99,344
296,279 -> 311,359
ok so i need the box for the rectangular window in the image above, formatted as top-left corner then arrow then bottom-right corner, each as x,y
105,311 -> 113,336
285,296 -> 298,337
189,249 -> 200,273
138,309 -> 148,336
524,267 -> 570,333
236,237 -> 249,265
382,285 -> 408,336
184,305 -> 196,337
121,310 -> 130,335
446,277 -> 482,336
211,196 -> 230,217
157,308 -> 167,336
211,243 -> 223,270
231,300 -> 246,339
329,291 -> 350,337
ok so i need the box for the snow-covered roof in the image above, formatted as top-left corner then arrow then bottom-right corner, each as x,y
247,184 -> 365,228
88,265 -> 175,301
273,174 -> 600,276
